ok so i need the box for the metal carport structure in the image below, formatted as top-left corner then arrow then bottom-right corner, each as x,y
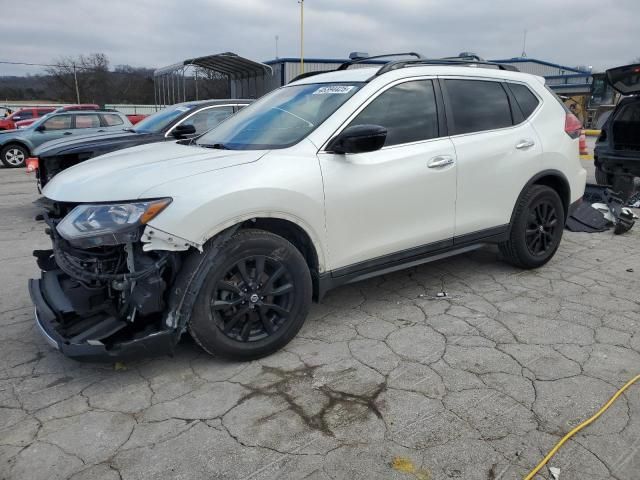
153,52 -> 273,108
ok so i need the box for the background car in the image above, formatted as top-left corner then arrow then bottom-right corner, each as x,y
0,107 -> 56,130
33,99 -> 249,187
594,62 -> 640,200
14,104 -> 100,129
0,110 -> 132,167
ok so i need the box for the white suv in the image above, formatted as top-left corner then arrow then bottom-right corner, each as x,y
30,56 -> 587,361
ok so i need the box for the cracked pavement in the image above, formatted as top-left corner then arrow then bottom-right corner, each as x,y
1,167 -> 639,480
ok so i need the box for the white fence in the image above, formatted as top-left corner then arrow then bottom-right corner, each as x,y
2,102 -> 159,115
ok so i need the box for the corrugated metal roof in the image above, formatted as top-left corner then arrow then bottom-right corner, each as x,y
154,52 -> 272,79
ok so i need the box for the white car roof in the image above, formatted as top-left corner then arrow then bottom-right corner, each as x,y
289,65 -> 545,86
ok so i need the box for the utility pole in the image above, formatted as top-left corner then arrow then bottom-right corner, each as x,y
275,35 -> 279,59
521,29 -> 527,58
72,63 -> 80,103
299,0 -> 304,73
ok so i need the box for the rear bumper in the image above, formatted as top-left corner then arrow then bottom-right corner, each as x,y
28,273 -> 178,362
594,147 -> 640,176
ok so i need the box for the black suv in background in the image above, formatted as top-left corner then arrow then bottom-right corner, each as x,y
594,63 -> 640,200
33,99 -> 250,188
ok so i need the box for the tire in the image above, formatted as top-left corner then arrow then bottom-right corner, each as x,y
610,174 -> 636,202
188,229 -> 312,361
595,167 -> 611,186
1,144 -> 29,168
500,185 -> 565,269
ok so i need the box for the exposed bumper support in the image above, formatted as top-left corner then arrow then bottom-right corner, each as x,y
29,273 -> 179,362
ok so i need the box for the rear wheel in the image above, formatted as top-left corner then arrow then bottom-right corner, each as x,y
188,229 -> 312,360
595,166 -> 612,186
1,144 -> 29,168
610,174 -> 636,202
500,185 -> 565,269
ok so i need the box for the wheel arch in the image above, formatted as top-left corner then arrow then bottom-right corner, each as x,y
509,170 -> 571,225
1,140 -> 32,156
201,214 -> 326,301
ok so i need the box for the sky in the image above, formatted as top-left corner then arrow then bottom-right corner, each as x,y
1,0 -> 639,76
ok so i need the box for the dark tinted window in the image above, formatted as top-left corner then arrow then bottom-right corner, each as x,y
15,110 -> 33,120
445,80 -> 513,135
508,83 -> 540,119
347,80 -> 438,146
181,106 -> 234,133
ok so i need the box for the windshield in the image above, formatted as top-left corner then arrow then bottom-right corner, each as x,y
28,114 -> 52,129
133,105 -> 191,133
196,82 -> 363,150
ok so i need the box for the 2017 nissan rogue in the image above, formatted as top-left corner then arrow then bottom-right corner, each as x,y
28,54 -> 587,361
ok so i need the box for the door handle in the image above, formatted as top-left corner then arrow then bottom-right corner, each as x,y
63,132 -> 72,135
515,139 -> 535,149
428,155 -> 455,168
97,130 -> 105,132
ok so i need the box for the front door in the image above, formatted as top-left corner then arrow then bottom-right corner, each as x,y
34,114 -> 75,148
318,79 -> 457,272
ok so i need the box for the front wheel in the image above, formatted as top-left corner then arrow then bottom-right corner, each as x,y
500,185 -> 565,269
188,229 -> 312,361
1,144 -> 29,168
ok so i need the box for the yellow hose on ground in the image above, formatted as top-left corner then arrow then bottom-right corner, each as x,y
524,374 -> 640,480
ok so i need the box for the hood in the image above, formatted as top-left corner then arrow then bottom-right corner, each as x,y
606,63 -> 640,95
33,130 -> 152,157
43,141 -> 268,202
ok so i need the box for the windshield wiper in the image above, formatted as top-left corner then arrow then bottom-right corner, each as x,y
199,143 -> 230,150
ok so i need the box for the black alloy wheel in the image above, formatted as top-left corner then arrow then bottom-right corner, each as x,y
212,255 -> 295,342
525,200 -> 559,256
500,185 -> 565,269
189,229 -> 312,360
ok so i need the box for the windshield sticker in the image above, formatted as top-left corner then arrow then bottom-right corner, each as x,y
312,86 -> 355,95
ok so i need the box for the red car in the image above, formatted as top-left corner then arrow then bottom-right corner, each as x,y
0,107 -> 55,130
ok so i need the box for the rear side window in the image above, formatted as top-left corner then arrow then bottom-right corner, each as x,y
16,110 -> 34,120
101,113 -> 124,126
508,83 -> 540,118
74,114 -> 101,129
347,80 -> 439,146
445,79 -> 513,135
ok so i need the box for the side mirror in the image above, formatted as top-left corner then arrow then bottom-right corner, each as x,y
35,125 -> 46,132
172,124 -> 197,138
327,124 -> 387,154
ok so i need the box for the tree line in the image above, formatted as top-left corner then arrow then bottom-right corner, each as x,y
1,53 -> 229,105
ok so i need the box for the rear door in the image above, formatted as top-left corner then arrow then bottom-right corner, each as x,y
441,77 -> 543,238
34,114 -> 74,148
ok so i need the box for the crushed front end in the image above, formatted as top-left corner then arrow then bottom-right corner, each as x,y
29,198 -> 183,361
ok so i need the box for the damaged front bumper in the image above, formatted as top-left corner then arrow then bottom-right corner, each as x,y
28,268 -> 179,362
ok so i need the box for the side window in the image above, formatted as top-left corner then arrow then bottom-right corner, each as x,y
101,113 -> 124,126
43,115 -> 72,130
508,83 -> 540,119
74,114 -> 101,129
16,110 -> 34,120
445,80 -> 513,135
181,106 -> 234,134
347,80 -> 439,146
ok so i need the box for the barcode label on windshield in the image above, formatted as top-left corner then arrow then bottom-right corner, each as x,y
313,86 -> 355,95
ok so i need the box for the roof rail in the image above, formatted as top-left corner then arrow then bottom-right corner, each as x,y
374,58 -> 519,76
337,52 -> 424,71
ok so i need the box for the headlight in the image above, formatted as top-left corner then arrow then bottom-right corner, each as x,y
56,198 -> 171,247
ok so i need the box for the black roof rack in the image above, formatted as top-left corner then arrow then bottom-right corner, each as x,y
374,57 -> 519,76
337,52 -> 424,70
